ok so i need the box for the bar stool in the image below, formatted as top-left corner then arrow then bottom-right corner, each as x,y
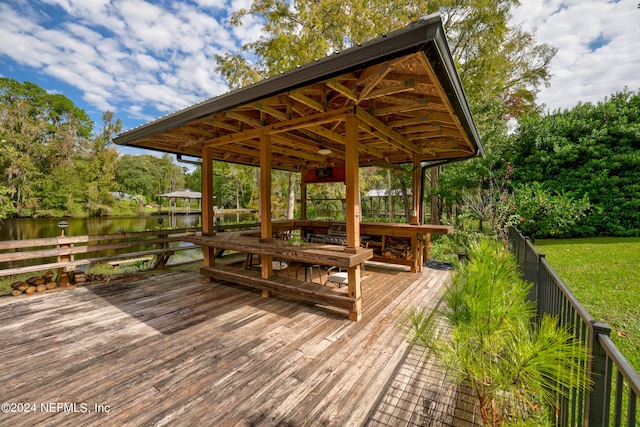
272,259 -> 289,276
245,253 -> 260,271
296,263 -> 322,284
246,254 -> 289,276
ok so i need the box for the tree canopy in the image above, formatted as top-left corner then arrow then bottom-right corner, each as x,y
0,77 -> 110,216
215,0 -> 557,223
115,153 -> 185,201
217,0 -> 556,120
507,90 -> 640,237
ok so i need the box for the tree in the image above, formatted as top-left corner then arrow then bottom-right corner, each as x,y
83,112 -> 121,216
211,162 -> 257,211
0,185 -> 15,221
507,90 -> 640,237
403,238 -> 591,425
115,154 -> 185,203
184,166 -> 202,192
0,77 -> 95,216
216,1 -> 557,221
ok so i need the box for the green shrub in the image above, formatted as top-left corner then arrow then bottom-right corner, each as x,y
403,237 -> 591,426
508,182 -> 590,239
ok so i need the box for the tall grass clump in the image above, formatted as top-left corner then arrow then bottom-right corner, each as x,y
403,237 -> 591,426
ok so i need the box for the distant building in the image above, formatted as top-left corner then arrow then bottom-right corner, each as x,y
109,191 -> 132,200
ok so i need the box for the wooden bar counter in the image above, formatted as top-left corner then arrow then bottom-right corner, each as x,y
269,220 -> 454,273
185,232 -> 373,320
186,231 -> 372,268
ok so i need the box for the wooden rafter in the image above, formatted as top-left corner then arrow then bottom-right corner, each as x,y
254,102 -> 289,121
225,111 -> 262,128
415,52 -> 476,154
358,55 -> 414,101
326,79 -> 358,102
288,90 -> 326,112
305,124 -> 345,144
206,119 -> 240,133
355,108 -> 420,154
384,72 -> 432,85
360,82 -> 416,101
358,62 -> 392,101
203,107 -> 352,148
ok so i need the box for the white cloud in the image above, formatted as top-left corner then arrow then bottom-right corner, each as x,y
0,0 -> 245,123
3,0 -> 639,131
193,0 -> 227,9
512,0 -> 640,111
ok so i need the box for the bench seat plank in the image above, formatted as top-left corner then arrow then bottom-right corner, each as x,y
200,265 -> 358,311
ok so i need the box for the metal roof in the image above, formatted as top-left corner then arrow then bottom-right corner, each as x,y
158,190 -> 202,199
114,14 -> 483,171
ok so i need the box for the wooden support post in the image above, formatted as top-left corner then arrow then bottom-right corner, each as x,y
409,156 -> 423,272
300,181 -> 307,220
411,153 -> 421,225
344,112 -> 361,252
201,147 -> 216,272
347,264 -> 362,322
56,236 -> 71,285
260,133 -> 273,286
417,234 -> 424,270
410,235 -> 418,273
424,233 -> 431,262
345,111 -> 362,321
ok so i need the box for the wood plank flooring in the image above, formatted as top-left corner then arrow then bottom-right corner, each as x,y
0,262 -> 477,426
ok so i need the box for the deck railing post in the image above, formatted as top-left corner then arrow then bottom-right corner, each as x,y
533,252 -> 545,319
586,320 -> 613,426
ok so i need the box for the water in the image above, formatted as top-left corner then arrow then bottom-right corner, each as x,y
0,212 -> 258,241
0,212 -> 258,271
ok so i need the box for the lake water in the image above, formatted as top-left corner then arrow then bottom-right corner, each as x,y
0,212 -> 258,241
0,212 -> 259,271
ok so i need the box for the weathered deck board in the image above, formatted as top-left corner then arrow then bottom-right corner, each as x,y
0,262 -> 477,426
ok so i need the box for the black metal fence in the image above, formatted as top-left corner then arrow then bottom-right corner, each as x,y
509,227 -> 639,427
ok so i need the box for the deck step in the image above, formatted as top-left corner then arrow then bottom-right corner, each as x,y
200,264 -> 358,311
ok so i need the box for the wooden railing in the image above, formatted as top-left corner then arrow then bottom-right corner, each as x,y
509,227 -> 640,427
0,228 -> 202,279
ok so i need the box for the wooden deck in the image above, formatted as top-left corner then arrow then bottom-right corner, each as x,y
0,261 -> 479,426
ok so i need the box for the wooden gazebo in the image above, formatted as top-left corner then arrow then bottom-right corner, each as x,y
158,190 -> 202,214
114,14 -> 483,320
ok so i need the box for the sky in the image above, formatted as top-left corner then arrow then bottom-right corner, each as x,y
1,0 -> 640,157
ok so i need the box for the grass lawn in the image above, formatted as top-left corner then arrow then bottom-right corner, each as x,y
535,237 -> 640,372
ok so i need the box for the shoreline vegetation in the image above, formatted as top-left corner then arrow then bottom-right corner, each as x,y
1,206 -> 256,220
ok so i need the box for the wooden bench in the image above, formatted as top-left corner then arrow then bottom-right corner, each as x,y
0,248 -> 179,278
186,233 -> 372,269
189,231 -> 372,320
107,256 -> 154,269
200,264 -> 358,312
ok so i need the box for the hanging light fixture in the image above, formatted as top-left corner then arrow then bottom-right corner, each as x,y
318,145 -> 332,155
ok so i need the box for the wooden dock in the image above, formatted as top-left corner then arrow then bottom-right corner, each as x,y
0,261 -> 479,426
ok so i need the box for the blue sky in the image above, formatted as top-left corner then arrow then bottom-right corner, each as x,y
1,0 -> 640,157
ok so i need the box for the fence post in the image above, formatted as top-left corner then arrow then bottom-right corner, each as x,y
586,320 -> 613,426
532,252 -> 545,319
